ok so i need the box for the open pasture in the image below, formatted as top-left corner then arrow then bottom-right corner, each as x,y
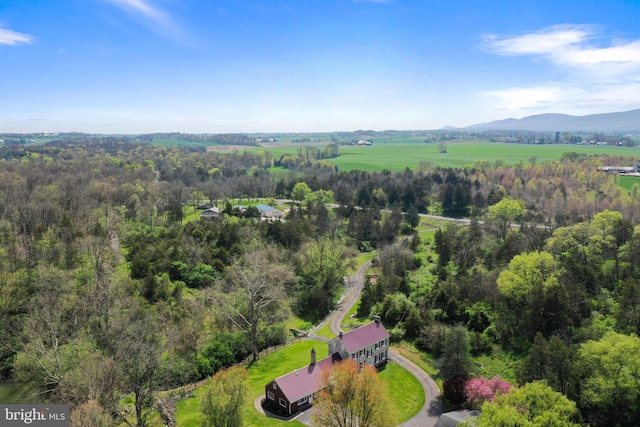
332,140 -> 640,171
252,139 -> 640,172
619,174 -> 640,191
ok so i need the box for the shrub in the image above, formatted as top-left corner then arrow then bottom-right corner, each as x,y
465,376 -> 514,408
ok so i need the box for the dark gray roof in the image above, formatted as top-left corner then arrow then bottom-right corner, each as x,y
434,410 -> 480,427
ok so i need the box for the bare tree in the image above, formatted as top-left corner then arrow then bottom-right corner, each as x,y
110,305 -> 163,427
219,248 -> 291,362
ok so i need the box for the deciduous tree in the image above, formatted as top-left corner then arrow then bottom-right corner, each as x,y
576,331 -> 640,426
465,376 -> 513,408
220,248 -> 291,362
200,366 -> 248,427
312,359 -> 397,427
496,251 -> 567,342
295,238 -> 347,318
291,181 -> 312,205
486,196 -> 525,241
474,381 -> 580,427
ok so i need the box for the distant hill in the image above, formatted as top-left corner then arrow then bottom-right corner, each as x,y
467,109 -> 640,132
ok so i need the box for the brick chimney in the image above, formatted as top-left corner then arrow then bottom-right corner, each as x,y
374,315 -> 381,324
311,347 -> 316,365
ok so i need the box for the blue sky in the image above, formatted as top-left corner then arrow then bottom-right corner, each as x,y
2,0 -> 640,133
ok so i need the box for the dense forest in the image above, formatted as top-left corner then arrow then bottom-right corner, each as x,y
0,141 -> 639,426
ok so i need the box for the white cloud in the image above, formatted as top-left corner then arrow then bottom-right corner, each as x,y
484,86 -> 564,111
482,24 -> 591,56
483,24 -> 640,73
482,25 -> 640,115
105,0 -> 168,24
0,27 -> 34,45
485,82 -> 640,116
101,0 -> 184,40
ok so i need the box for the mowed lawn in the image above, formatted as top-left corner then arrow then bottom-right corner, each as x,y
175,339 -> 424,426
251,139 -> 640,172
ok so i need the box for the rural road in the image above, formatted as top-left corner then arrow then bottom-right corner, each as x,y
326,260 -> 443,427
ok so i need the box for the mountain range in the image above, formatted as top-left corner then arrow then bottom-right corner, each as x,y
466,109 -> 640,133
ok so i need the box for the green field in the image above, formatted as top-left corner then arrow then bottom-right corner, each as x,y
618,175 -> 640,192
252,139 -> 640,172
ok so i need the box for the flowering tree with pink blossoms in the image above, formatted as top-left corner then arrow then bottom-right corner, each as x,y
465,376 -> 514,408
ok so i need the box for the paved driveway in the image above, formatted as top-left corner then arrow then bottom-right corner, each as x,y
260,259 -> 443,426
329,261 -> 443,427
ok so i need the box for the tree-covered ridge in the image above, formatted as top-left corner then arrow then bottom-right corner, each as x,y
0,141 -> 639,426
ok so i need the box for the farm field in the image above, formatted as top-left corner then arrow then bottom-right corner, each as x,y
251,139 -> 640,172
618,174 -> 640,191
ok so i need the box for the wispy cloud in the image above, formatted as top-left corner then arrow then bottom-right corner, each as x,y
483,24 -> 640,72
0,27 -> 34,45
102,0 -> 184,40
482,25 -> 640,114
484,86 -> 564,111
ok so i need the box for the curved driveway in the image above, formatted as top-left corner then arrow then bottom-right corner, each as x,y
328,261 -> 443,427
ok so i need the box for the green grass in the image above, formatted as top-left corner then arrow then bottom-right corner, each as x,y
182,208 -> 202,223
249,139 -> 640,172
618,175 -> 640,192
176,340 -> 326,427
392,342 -> 439,378
286,316 -> 314,332
379,361 -> 425,423
345,250 -> 376,275
175,339 -> 425,426
0,383 -> 39,404
334,140 -> 640,171
473,349 -> 520,384
342,299 -> 370,329
314,322 -> 335,340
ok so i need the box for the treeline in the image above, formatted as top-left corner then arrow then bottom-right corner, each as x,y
137,133 -> 259,146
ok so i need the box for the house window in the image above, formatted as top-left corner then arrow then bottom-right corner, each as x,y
298,395 -> 309,405
375,342 -> 379,350
273,383 -> 278,390
267,391 -> 275,401
352,353 -> 356,359
375,354 -> 378,363
279,398 -> 287,408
